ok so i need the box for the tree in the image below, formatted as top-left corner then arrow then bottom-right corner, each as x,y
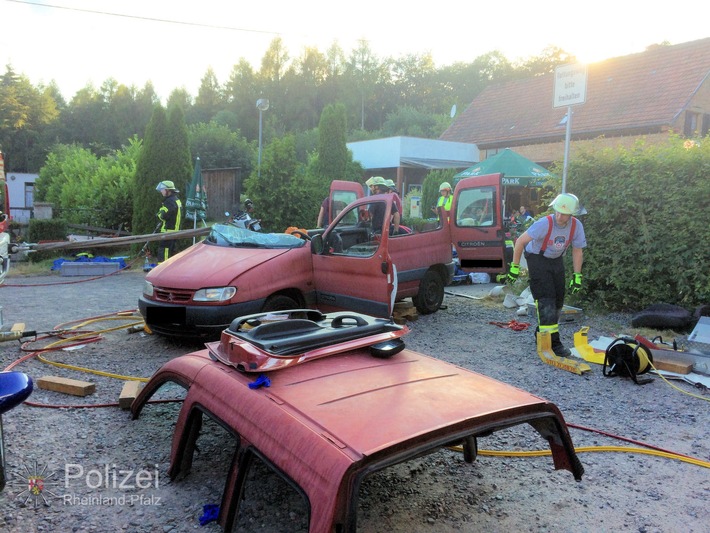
34,138 -> 141,229
243,134 -> 304,231
224,59 -> 259,141
517,46 -> 576,76
316,103 -> 348,180
381,106 -> 447,138
166,104 -> 193,196
192,67 -> 224,124
188,121 -> 254,170
132,105 -> 174,235
0,65 -> 59,171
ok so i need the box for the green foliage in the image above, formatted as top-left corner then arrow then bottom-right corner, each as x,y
421,169 -> 457,217
316,104 -> 349,179
401,187 -> 422,218
34,139 -> 140,230
132,105 -> 191,240
28,218 -> 67,241
28,218 -> 68,262
381,106 -> 448,138
243,135 -> 309,231
567,135 -> 710,310
188,122 -> 254,170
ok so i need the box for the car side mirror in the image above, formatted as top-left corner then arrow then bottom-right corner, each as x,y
311,234 -> 324,254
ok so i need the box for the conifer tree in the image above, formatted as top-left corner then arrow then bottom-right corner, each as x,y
316,103 -> 348,180
132,105 -> 191,236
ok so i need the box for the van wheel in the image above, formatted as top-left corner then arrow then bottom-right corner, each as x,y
262,295 -> 299,312
413,270 -> 444,315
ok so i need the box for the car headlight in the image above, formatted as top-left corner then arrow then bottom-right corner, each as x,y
143,281 -> 154,298
193,287 -> 237,302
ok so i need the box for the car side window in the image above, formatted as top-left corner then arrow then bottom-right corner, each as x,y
324,201 -> 383,257
456,187 -> 497,227
234,450 -> 310,531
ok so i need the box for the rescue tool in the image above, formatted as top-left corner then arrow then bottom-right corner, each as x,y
573,326 -> 606,365
536,330 -> 591,375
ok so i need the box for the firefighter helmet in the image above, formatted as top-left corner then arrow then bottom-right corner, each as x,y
549,193 -> 583,215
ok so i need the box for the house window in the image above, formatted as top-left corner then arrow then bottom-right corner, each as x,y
25,182 -> 35,208
684,111 -> 699,137
702,114 -> 710,137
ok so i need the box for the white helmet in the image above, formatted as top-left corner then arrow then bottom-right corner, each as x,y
549,193 -> 585,215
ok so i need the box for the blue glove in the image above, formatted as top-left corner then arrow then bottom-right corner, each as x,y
199,504 -> 219,525
569,273 -> 583,293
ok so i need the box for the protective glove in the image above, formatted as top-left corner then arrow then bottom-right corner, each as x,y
569,272 -> 583,293
506,263 -> 520,284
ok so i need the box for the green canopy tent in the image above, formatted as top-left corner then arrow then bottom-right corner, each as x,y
453,148 -> 554,217
453,148 -> 552,186
185,156 -> 208,243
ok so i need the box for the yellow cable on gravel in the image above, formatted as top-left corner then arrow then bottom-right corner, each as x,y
34,316 -> 150,382
648,361 -> 710,403
448,445 -> 710,468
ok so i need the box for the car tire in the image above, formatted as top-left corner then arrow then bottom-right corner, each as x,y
262,294 -> 299,313
413,270 -> 444,315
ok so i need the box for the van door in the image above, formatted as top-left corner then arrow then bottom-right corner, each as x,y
450,173 -> 508,275
326,180 -> 365,226
312,195 -> 394,318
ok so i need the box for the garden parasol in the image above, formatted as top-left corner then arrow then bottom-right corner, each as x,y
453,148 -> 554,218
453,148 -> 552,187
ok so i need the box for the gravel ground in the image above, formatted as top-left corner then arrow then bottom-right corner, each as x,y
0,270 -> 708,532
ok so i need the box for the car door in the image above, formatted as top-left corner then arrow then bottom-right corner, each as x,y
327,180 -> 365,226
312,195 -> 395,318
450,173 -> 507,274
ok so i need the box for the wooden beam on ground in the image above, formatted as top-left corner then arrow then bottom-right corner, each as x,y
37,376 -> 96,397
119,381 -> 144,410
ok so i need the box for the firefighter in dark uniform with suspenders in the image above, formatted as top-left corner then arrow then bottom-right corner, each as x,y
507,193 -> 587,357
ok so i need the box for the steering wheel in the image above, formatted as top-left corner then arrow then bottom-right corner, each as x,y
289,229 -> 311,241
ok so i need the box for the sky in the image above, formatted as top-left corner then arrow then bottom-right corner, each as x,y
2,0 -> 709,102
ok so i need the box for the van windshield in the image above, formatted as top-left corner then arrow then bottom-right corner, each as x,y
207,224 -> 307,249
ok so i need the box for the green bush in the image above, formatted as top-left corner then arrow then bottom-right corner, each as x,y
566,135 -> 710,311
28,218 -> 68,242
28,218 -> 69,262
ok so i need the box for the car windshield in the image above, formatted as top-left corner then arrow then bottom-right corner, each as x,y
207,224 -> 307,249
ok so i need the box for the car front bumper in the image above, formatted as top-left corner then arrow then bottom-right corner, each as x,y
138,296 -> 265,338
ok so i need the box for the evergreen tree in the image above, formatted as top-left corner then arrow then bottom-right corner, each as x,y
243,135 -> 306,231
316,103 -> 348,180
132,105 -> 172,235
166,104 -> 192,197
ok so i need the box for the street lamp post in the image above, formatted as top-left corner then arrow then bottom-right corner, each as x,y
256,98 -> 269,177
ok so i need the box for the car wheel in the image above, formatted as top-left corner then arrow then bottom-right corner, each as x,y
262,294 -> 299,313
413,270 -> 444,315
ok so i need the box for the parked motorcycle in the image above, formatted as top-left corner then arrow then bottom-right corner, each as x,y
225,199 -> 262,232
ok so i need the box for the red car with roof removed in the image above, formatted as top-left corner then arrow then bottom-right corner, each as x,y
140,181 -> 454,338
139,174 -> 516,338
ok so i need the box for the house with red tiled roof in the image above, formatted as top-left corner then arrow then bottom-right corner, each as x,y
440,37 -> 710,165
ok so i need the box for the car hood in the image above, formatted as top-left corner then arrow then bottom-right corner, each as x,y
146,242 -> 295,289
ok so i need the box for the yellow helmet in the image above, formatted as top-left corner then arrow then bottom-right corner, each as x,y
366,176 -> 387,187
549,193 -> 583,215
156,180 -> 178,192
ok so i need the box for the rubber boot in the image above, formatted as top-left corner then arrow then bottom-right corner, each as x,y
551,332 -> 571,358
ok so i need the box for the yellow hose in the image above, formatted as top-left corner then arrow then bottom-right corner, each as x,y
33,315 -> 150,382
448,445 -> 710,469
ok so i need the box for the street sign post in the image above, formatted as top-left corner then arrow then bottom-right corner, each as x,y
554,64 -> 588,193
